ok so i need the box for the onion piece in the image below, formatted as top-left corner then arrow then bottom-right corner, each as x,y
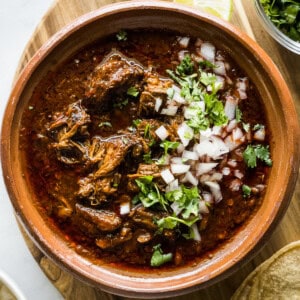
171,157 -> 184,164
177,122 -> 194,146
155,125 -> 169,141
234,169 -> 244,179
178,50 -> 189,61
224,133 -> 245,151
171,163 -> 190,174
184,171 -> 199,186
166,179 -> 179,192
172,85 -> 186,104
254,127 -> 266,141
224,96 -> 238,120
161,169 -> 175,184
178,36 -> 190,48
161,105 -> 178,116
191,223 -> 201,241
182,150 -> 198,161
177,143 -> 185,154
232,127 -> 244,141
205,181 -> 222,203
214,61 -> 226,75
196,162 -> 218,176
200,42 -> 216,62
222,167 -> 231,176
199,200 -> 209,214
202,191 -> 213,204
226,119 -> 238,132
171,201 -> 183,216
155,97 -> 163,112
120,202 -> 130,215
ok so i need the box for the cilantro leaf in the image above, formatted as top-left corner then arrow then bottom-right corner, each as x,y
116,30 -> 127,41
150,244 -> 173,267
242,184 -> 252,197
127,86 -> 139,97
134,176 -> 168,210
176,55 -> 194,76
243,144 -> 272,168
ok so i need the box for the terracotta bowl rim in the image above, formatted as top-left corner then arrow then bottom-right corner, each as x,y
1,1 -> 300,298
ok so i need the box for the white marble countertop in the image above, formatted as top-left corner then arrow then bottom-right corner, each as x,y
0,1 -> 63,299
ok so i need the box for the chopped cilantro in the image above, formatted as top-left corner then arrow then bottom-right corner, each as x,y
134,176 -> 168,210
116,30 -> 127,41
113,98 -> 128,109
243,144 -> 272,168
199,60 -> 216,69
157,215 -> 199,231
176,55 -> 194,76
127,86 -> 139,97
166,185 -> 201,219
243,122 -> 250,132
132,119 -> 142,127
253,124 -> 265,131
242,184 -> 252,197
235,107 -> 242,122
160,140 -> 180,155
143,151 -> 153,164
150,244 -> 173,267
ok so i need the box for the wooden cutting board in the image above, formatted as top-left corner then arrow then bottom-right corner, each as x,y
16,0 -> 300,299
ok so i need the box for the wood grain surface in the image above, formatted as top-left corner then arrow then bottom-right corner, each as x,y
15,0 -> 300,299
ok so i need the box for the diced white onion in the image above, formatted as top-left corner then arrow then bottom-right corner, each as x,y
226,119 -> 238,132
120,202 -> 130,215
199,200 -> 209,214
161,169 -> 175,184
202,191 -> 213,204
234,169 -> 244,179
172,85 -> 186,104
166,179 -> 179,192
200,42 -> 216,62
171,157 -> 184,164
232,127 -> 244,141
171,163 -> 190,174
196,136 -> 229,159
200,128 -> 212,139
155,97 -> 163,112
212,125 -> 222,136
161,105 -> 178,116
229,178 -> 242,191
214,61 -> 226,75
191,223 -> 201,241
222,167 -> 231,176
227,159 -> 237,168
210,172 -> 223,181
237,88 -> 247,100
178,50 -> 190,61
205,181 -> 223,203
184,171 -> 199,186
177,122 -> 194,146
155,125 -> 169,141
182,150 -> 198,161
224,133 -> 245,151
177,143 -> 185,154
178,37 -> 190,48
171,201 -> 183,216
196,162 -> 218,176
254,127 -> 266,141
224,96 -> 238,120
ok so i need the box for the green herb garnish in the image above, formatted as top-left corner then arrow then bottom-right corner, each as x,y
127,86 -> 139,97
260,0 -> 300,42
150,244 -> 173,267
242,184 -> 252,197
176,55 -> 194,76
98,121 -> 112,128
116,30 -> 127,41
243,144 -> 272,168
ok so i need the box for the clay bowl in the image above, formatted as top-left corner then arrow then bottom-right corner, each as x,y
1,1 -> 299,298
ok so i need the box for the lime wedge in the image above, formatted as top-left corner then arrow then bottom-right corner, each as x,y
173,0 -> 233,21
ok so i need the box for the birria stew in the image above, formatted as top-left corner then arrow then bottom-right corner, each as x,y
20,29 -> 272,269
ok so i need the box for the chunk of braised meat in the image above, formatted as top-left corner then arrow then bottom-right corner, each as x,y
77,174 -> 120,205
85,50 -> 144,108
138,72 -> 173,117
127,163 -> 161,180
51,139 -> 89,165
48,100 -> 90,142
47,100 -> 91,165
75,203 -> 121,232
130,206 -> 159,230
95,226 -> 132,250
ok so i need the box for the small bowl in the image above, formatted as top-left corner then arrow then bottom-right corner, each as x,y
255,0 -> 300,55
0,271 -> 26,300
1,1 -> 300,298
